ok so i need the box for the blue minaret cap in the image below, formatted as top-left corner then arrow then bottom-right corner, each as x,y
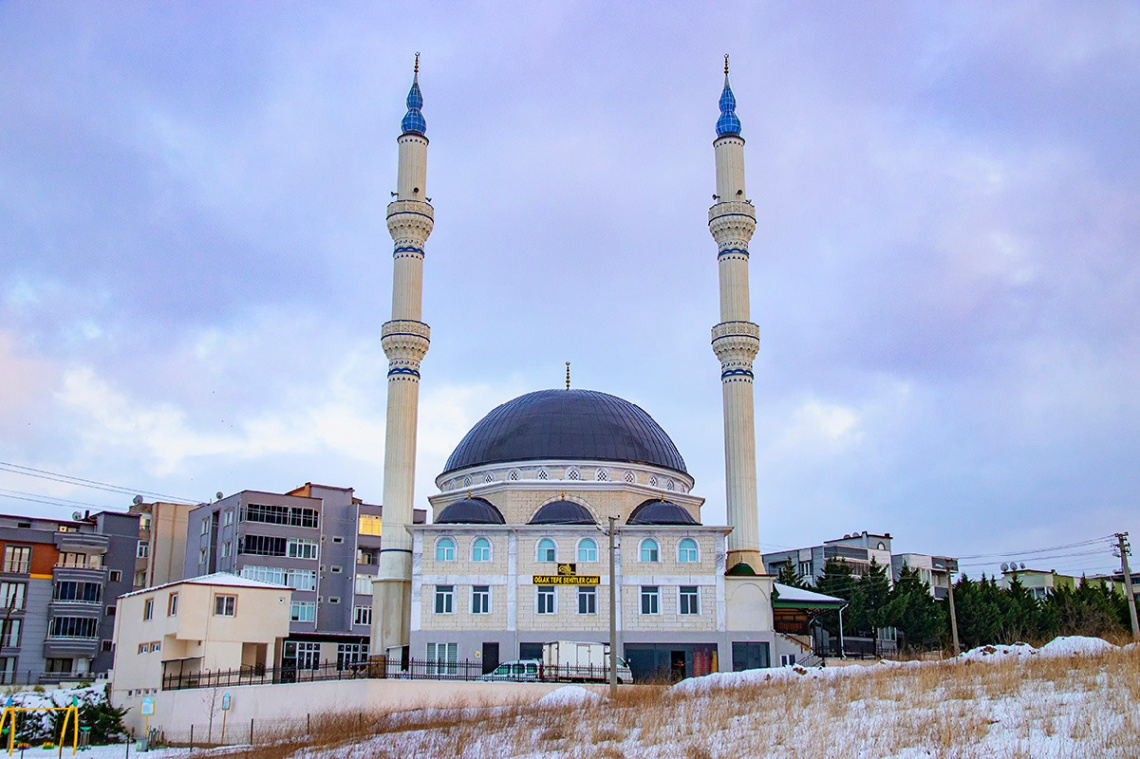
401,53 -> 427,135
716,54 -> 742,137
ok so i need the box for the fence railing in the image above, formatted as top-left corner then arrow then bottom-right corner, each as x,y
162,658 -> 619,691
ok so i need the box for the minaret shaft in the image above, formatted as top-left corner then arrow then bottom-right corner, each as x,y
710,71 -> 764,574
373,70 -> 433,657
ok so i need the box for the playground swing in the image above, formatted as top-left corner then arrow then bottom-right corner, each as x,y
0,698 -> 81,756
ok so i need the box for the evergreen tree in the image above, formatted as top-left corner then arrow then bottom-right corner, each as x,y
884,564 -> 946,649
856,558 -> 892,635
816,558 -> 861,637
775,560 -> 804,589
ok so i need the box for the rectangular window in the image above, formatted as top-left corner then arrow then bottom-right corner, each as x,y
640,586 -> 660,615
359,514 -> 382,536
679,586 -> 700,615
425,642 -> 457,675
328,596 -> 341,604
57,552 -> 99,569
578,586 -> 597,615
220,541 -> 231,558
109,570 -> 122,583
356,548 -> 377,565
337,643 -> 369,670
243,504 -> 319,528
143,599 -> 154,621
151,641 -> 161,652
106,605 -> 116,616
286,539 -> 318,560
355,574 -> 374,595
330,566 -> 343,574
52,581 -> 102,604
471,585 -> 490,614
0,656 -> 14,684
45,658 -> 74,673
223,510 -> 233,526
434,585 -> 454,614
238,535 -> 288,557
167,593 -> 178,617
137,541 -> 150,559
537,585 -> 556,614
214,595 -> 236,617
200,520 -> 209,535
4,545 -> 31,573
133,571 -> 146,588
198,548 -> 207,564
0,619 -> 21,647
101,640 -> 113,652
137,643 -> 147,655
139,516 -> 151,532
48,617 -> 98,639
290,600 -> 316,622
0,582 -> 26,611
353,604 -> 372,626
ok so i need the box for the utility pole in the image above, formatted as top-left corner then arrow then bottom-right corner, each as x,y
945,558 -> 960,656
1115,533 -> 1139,641
607,516 -> 618,697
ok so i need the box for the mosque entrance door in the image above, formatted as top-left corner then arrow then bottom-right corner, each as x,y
482,643 -> 500,674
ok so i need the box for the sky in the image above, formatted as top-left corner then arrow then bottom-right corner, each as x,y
2,2 -> 1138,579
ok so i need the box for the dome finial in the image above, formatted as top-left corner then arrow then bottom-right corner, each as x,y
716,55 -> 741,137
724,53 -> 729,76
401,54 -> 426,135
414,51 -> 420,75
565,361 -> 571,390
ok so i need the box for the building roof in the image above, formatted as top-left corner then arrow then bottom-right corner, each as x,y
436,497 -> 506,525
771,582 -> 847,608
119,572 -> 290,599
441,389 -> 688,476
529,500 -> 596,525
627,499 -> 699,525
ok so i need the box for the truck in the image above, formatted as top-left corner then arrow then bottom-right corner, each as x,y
478,642 -> 633,684
542,641 -> 632,683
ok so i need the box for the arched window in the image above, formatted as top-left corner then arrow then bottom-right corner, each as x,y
648,475 -> 659,488
677,538 -> 699,563
462,476 -> 472,488
640,538 -> 659,563
484,473 -> 494,483
536,538 -> 557,563
665,479 -> 675,491
578,538 -> 598,563
508,469 -> 520,481
537,468 -> 550,481
566,467 -> 581,481
435,537 -> 456,562
472,538 -> 491,562
624,471 -> 636,484
596,469 -> 608,482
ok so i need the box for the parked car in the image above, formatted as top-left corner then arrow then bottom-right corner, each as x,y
478,659 -> 542,682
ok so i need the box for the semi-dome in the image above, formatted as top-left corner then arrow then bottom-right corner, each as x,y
442,389 -> 687,476
436,497 -> 505,525
628,499 -> 700,526
529,500 -> 596,525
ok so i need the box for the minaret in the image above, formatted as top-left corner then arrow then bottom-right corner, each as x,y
709,56 -> 764,574
373,54 -> 434,656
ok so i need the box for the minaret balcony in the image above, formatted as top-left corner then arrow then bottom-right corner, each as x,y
708,200 -> 755,224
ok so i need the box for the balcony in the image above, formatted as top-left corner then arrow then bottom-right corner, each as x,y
53,532 -> 109,555
1,560 -> 30,575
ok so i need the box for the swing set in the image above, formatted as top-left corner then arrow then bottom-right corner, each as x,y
0,698 -> 80,756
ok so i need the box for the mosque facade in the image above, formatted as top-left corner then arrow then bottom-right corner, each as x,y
373,58 -> 816,680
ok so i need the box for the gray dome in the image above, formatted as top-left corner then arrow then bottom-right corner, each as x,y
436,497 -> 505,525
442,389 -> 687,476
628,499 -> 699,525
529,500 -> 596,525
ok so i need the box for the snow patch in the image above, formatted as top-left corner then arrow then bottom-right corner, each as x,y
1037,635 -> 1115,658
536,686 -> 602,707
960,642 -> 1038,660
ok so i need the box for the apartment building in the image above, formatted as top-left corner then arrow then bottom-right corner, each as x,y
182,484 -> 423,670
0,511 -> 138,684
128,499 -> 196,590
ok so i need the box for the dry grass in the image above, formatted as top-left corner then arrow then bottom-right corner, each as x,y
211,644 -> 1140,759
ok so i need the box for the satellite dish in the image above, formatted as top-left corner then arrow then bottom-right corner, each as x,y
1020,562 -> 1026,570
72,511 -> 83,521
216,492 -> 224,500
132,495 -> 143,505
1000,563 -> 1009,572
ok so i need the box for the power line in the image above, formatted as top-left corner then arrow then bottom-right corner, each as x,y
0,489 -> 116,511
0,462 -> 197,504
955,536 -> 1115,561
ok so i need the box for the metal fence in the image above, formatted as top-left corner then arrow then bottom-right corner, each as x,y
162,658 -> 618,691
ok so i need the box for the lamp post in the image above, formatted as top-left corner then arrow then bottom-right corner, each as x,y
607,515 -> 618,697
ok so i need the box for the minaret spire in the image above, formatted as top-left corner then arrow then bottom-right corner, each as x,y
373,55 -> 435,657
709,58 -> 764,574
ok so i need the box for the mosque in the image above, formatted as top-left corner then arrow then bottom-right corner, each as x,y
369,56 -> 838,681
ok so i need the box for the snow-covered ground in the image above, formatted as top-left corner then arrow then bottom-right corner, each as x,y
9,637 -> 1136,758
